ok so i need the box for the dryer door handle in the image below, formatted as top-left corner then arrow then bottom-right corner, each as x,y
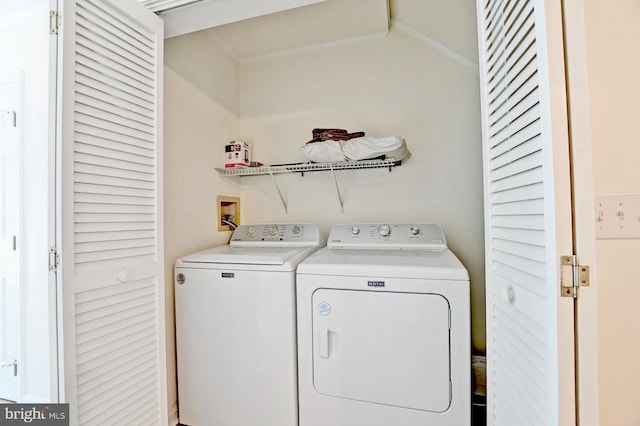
319,328 -> 330,358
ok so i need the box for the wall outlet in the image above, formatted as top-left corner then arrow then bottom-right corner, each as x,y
595,193 -> 640,239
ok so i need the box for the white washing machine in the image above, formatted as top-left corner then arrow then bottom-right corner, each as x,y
296,223 -> 470,426
174,224 -> 324,426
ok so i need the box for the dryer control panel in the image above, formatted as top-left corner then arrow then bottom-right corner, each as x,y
230,223 -> 324,247
327,223 -> 447,250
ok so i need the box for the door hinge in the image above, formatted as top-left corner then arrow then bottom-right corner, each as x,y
50,10 -> 60,34
49,247 -> 59,272
560,255 -> 590,298
0,110 -> 16,128
0,359 -> 17,377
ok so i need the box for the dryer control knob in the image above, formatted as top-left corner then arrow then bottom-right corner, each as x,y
410,226 -> 420,236
267,225 -> 279,236
292,225 -> 301,234
378,224 -> 391,237
350,226 -> 360,235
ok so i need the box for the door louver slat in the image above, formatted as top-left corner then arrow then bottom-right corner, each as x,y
78,0 -> 154,52
75,114 -> 155,144
75,35 -> 154,87
75,104 -> 154,136
75,128 -> 154,155
491,226 -> 545,244
75,62 -> 154,104
491,214 -> 544,230
490,147 -> 542,181
77,3 -> 154,63
75,76 -> 154,111
75,93 -> 154,127
75,143 -> 155,167
75,48 -> 154,95
75,229 -> 156,243
75,182 -> 155,199
76,83 -> 154,119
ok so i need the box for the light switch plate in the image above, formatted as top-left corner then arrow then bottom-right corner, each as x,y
595,193 -> 640,239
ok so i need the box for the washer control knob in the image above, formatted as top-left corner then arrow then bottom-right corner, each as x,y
410,226 -> 420,236
292,225 -> 301,235
350,226 -> 360,235
267,225 -> 279,236
246,227 -> 256,237
378,224 -> 391,237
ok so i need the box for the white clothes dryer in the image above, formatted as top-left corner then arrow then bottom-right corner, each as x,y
174,224 -> 324,426
296,223 -> 470,426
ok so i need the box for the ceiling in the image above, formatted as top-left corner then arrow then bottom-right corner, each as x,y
152,0 -> 477,65
203,0 -> 390,60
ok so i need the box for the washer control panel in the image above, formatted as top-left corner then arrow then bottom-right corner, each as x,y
328,223 -> 447,250
230,224 -> 323,247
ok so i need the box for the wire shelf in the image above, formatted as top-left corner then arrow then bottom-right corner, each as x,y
215,158 -> 402,176
216,158 -> 403,213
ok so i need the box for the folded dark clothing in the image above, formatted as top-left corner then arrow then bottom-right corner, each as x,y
312,128 -> 348,138
307,128 -> 365,144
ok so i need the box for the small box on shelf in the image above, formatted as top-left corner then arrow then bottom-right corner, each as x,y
224,140 -> 250,168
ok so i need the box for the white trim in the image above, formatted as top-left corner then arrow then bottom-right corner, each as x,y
167,400 -> 179,425
391,18 -> 478,71
155,13 -> 169,424
160,0 -> 327,38
138,0 -> 204,13
48,0 -> 60,404
17,70 -> 25,406
20,394 -> 50,404
561,0 -> 600,424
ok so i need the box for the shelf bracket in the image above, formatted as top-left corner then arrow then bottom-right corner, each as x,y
269,171 -> 288,214
329,164 -> 344,212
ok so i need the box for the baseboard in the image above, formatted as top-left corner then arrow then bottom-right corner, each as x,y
20,394 -> 49,404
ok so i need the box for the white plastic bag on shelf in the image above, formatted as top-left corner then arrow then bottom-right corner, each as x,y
301,136 -> 411,163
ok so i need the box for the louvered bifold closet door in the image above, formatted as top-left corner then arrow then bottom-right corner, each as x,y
475,0 -> 576,425
59,0 -> 166,424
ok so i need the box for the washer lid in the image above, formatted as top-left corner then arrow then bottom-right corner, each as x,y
180,245 -> 309,265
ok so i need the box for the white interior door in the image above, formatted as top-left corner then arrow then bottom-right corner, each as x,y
0,74 -> 22,402
57,0 -> 166,423
476,0 -> 576,425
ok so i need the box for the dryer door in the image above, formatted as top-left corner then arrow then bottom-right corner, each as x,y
311,289 -> 451,412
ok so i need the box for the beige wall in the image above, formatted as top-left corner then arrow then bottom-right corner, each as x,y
583,1 -> 640,425
163,6 -> 484,421
163,31 -> 240,422
237,25 -> 485,352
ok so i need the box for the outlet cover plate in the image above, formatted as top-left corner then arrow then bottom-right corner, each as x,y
595,193 -> 640,239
